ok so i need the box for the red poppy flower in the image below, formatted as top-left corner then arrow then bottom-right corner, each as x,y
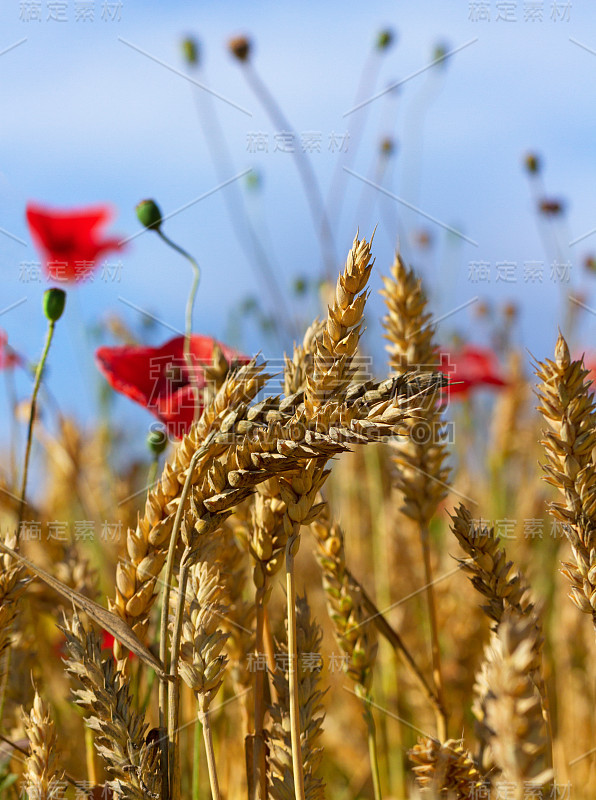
26,202 -> 124,283
439,344 -> 508,398
100,630 -> 136,660
96,335 -> 249,438
0,330 -> 22,369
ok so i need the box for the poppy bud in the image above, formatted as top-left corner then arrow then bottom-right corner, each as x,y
503,301 -> 518,321
539,198 -> 564,216
433,42 -> 449,66
376,29 -> 394,51
380,137 -> 395,156
147,427 -> 168,455
228,35 -> 251,62
246,170 -> 261,191
524,152 -> 540,174
293,277 -> 307,296
136,199 -> 162,231
181,37 -> 199,65
43,288 -> 66,322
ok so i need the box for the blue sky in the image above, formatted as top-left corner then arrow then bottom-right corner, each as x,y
1,0 -> 595,443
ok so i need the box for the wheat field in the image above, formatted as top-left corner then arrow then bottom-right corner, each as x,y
0,225 -> 594,800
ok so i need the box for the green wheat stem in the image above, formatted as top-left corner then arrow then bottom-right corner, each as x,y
363,697 -> 382,800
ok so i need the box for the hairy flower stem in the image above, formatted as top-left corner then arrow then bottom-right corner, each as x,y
199,709 -> 221,800
147,455 -> 160,490
187,60 -> 293,343
285,534 -> 306,800
156,228 -> 202,420
364,699 -> 383,800
17,320 -> 56,537
240,62 -> 336,280
420,525 -> 447,741
159,448 -> 202,800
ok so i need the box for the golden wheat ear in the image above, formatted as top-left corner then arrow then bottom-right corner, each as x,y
21,690 -> 65,800
61,611 -> 161,800
477,610 -> 553,795
534,332 -> 596,624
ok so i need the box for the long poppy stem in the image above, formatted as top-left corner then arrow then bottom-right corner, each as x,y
156,228 -> 202,422
17,319 -> 56,538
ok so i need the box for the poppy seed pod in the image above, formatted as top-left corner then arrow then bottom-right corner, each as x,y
135,199 -> 163,231
228,35 -> 251,62
43,288 -> 66,322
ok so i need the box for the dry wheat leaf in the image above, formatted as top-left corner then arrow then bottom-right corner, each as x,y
0,541 -> 166,677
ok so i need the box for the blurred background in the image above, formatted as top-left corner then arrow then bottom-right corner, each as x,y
1,0 -> 595,441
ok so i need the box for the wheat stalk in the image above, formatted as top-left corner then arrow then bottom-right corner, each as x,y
381,251 -> 449,740
268,594 -> 326,800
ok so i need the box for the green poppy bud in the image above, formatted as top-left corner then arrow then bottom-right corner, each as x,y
136,199 -> 162,231
43,288 -> 66,322
376,29 -> 394,51
181,37 -> 199,65
524,153 -> 540,174
432,42 -> 449,67
147,427 -> 168,456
